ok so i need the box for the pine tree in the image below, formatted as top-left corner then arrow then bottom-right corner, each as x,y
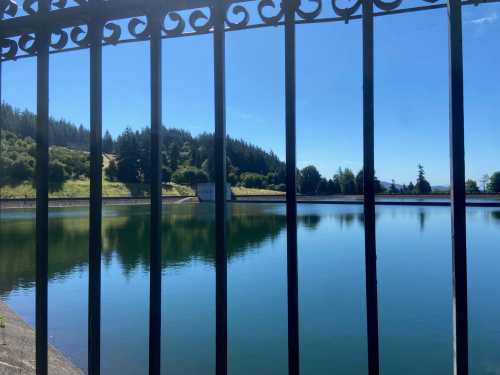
389,179 -> 398,194
414,164 -> 432,194
102,131 -> 114,154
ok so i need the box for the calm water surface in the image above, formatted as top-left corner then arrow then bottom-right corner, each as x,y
0,203 -> 499,375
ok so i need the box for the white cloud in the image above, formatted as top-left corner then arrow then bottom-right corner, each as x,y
470,12 -> 498,25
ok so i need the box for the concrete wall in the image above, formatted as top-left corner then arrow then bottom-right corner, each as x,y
196,183 -> 231,202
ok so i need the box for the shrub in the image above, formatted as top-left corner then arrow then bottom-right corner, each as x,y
240,172 -> 266,188
172,167 -> 209,186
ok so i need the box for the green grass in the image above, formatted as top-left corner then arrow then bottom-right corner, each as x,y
231,187 -> 284,196
0,179 -> 195,199
0,179 -> 283,199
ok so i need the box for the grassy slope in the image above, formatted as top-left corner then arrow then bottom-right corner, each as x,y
0,179 -> 196,198
0,181 -> 281,198
0,154 -> 282,199
231,187 -> 283,196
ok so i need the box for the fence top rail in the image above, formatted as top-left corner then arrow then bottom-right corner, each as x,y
1,0 -> 498,61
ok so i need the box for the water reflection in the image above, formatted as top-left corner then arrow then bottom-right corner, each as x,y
2,205 -> 499,297
0,203 -> 323,296
334,212 -> 364,229
419,209 -> 427,232
490,210 -> 500,223
1,203 -> 499,375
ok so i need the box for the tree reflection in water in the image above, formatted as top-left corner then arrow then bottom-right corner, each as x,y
1,204 -> 499,297
0,203 -> 322,296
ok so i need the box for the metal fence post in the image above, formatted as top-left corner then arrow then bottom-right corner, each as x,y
285,1 -> 299,374
36,1 -> 50,374
447,0 -> 468,374
214,1 -> 227,374
88,2 -> 103,374
362,0 -> 380,374
149,8 -> 163,375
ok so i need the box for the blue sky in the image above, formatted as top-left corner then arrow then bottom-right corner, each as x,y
2,3 -> 499,186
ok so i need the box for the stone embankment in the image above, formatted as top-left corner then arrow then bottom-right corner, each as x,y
0,301 -> 83,375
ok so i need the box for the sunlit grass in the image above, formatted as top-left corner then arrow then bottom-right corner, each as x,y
0,180 -> 284,198
231,187 -> 283,196
0,179 -> 196,198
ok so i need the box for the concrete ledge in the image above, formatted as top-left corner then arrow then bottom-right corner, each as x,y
0,301 -> 83,375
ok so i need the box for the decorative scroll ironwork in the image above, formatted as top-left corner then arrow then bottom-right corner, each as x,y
296,0 -> 322,21
225,3 -> 250,29
0,0 -> 497,60
70,25 -> 91,47
19,32 -> 37,53
0,37 -> 17,59
129,17 -> 151,39
162,7 -> 213,36
258,0 -> 285,25
103,21 -> 122,44
23,0 -> 38,15
162,12 -> 186,35
331,0 -> 362,20
0,0 -> 18,18
98,8 -> 213,44
189,8 -> 214,33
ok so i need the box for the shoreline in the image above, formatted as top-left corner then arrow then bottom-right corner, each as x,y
0,300 -> 84,375
0,195 -> 199,209
1,194 -> 500,209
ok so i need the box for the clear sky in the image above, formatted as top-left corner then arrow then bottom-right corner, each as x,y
2,3 -> 499,186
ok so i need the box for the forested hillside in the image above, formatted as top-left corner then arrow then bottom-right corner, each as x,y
1,103 -> 90,150
3,103 -> 498,198
0,103 -> 287,194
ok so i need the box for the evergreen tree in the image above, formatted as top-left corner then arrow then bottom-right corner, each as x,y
414,164 -> 432,194
408,181 -> 415,193
355,170 -> 364,194
115,128 -> 141,183
328,177 -> 340,194
354,168 -> 384,194
336,168 -> 356,194
465,179 -> 480,194
317,178 -> 329,195
105,159 -> 119,181
488,172 -> 500,193
299,165 -> 321,194
102,131 -> 114,154
389,179 -> 398,194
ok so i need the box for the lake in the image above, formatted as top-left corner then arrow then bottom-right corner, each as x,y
1,203 -> 499,375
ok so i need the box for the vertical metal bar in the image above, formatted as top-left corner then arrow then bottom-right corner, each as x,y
213,1 -> 227,374
362,0 -> 380,374
149,8 -> 163,375
447,0 -> 468,374
0,46 -> 2,162
0,55 -> 3,194
0,16 -> 2,154
284,1 -> 299,375
36,1 -> 50,374
88,5 -> 103,375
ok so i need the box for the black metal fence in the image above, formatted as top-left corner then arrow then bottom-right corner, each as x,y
1,0 -> 498,374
